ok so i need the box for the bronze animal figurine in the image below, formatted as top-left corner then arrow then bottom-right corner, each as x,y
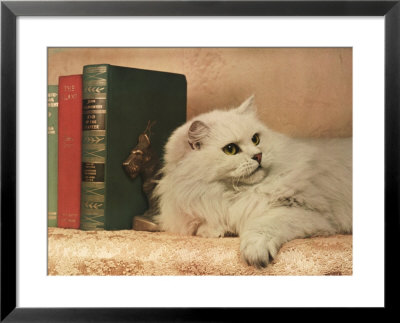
123,121 -> 160,231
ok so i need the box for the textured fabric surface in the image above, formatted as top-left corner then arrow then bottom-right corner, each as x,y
48,228 -> 352,276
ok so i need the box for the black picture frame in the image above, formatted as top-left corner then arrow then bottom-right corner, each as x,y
1,0 -> 398,321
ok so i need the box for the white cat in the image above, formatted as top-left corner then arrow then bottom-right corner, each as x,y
154,96 -> 352,268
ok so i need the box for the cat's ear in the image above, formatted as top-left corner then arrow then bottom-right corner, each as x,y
188,120 -> 209,150
235,95 -> 256,114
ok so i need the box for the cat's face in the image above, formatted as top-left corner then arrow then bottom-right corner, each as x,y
185,96 -> 271,186
214,127 -> 267,185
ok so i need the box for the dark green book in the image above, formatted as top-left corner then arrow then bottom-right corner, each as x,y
48,85 -> 58,227
80,64 -> 187,230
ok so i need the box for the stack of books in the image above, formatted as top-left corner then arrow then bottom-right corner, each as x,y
48,64 -> 187,231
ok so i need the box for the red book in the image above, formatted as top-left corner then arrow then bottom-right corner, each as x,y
57,75 -> 82,229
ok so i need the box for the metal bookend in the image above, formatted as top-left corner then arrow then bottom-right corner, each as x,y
123,120 -> 161,232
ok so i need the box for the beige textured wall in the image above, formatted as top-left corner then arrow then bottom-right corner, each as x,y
48,48 -> 352,137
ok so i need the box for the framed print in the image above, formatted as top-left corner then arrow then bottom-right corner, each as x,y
1,0 -> 399,321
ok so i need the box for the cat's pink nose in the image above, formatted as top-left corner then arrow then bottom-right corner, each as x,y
252,153 -> 262,165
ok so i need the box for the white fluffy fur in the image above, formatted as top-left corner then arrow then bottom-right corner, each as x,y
154,96 -> 352,267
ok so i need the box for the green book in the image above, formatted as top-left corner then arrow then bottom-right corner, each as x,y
48,85 -> 58,227
80,64 -> 187,230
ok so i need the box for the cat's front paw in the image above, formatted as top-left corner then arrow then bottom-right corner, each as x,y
196,223 -> 224,238
240,232 -> 280,268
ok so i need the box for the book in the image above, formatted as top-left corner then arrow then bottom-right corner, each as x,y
48,85 -> 58,227
80,64 -> 187,230
57,75 -> 83,229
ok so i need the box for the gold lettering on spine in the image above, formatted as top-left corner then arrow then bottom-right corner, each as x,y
81,65 -> 108,230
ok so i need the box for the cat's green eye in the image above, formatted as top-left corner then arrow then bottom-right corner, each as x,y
223,143 -> 240,155
252,133 -> 260,145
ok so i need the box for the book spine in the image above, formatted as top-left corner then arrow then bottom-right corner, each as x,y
80,65 -> 108,231
48,85 -> 58,227
57,75 -> 83,229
